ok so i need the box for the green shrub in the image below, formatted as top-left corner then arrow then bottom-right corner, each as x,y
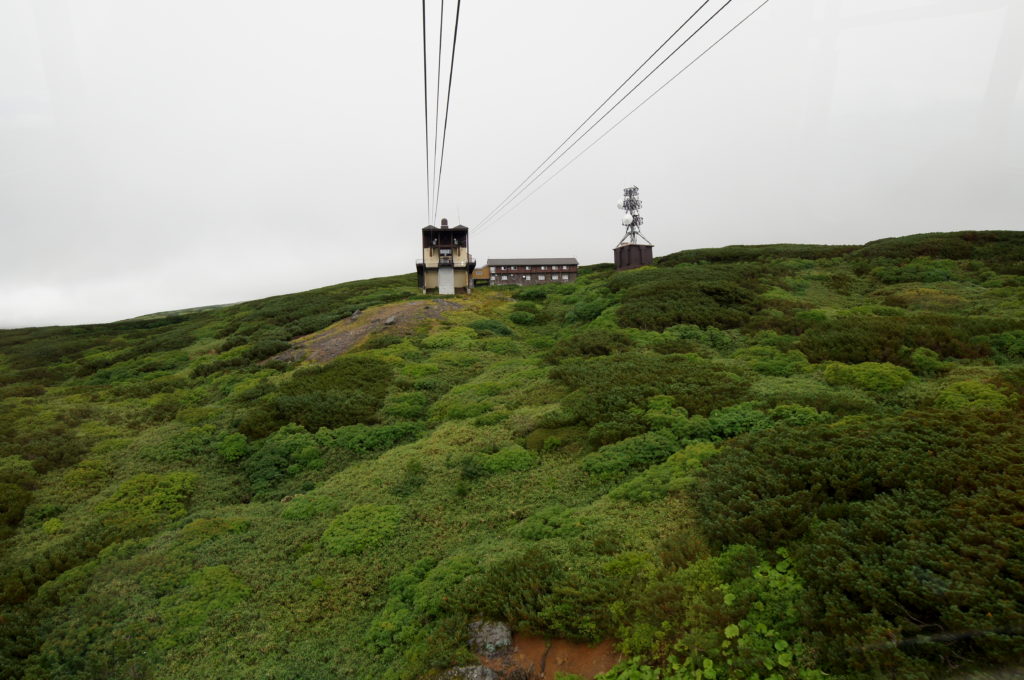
693,412 -> 1024,672
421,327 -> 477,350
513,286 -> 550,301
552,354 -> 749,438
155,565 -> 251,650
662,324 -> 739,351
934,380 -> 1010,411
241,424 -> 320,497
612,265 -> 763,331
467,444 -> 539,477
318,422 -> 424,458
359,334 -> 404,351
239,355 -> 393,436
565,298 -> 613,323
215,432 -> 248,462
981,330 -> 1024,362
582,430 -> 680,480
0,458 -> 33,535
608,442 -> 713,503
796,314 -> 1010,364
545,328 -> 634,363
732,346 -> 810,377
822,361 -> 914,394
381,391 -> 431,422
908,346 -> 947,376
392,460 -> 428,496
468,319 -> 512,336
322,504 -> 404,556
509,311 -> 537,325
872,257 -> 962,284
97,472 -> 197,535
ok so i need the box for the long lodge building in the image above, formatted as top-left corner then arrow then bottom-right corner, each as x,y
486,258 -> 579,286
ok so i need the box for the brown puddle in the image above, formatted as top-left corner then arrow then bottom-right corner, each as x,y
479,633 -> 622,679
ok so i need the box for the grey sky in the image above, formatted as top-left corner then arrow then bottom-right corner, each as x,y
1,0 -> 1022,328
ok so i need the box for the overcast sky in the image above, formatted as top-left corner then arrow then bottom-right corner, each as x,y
1,0 -> 1022,328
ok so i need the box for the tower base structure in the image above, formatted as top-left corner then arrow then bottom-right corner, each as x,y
614,243 -> 653,271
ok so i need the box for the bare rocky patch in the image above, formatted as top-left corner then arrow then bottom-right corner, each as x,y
273,298 -> 462,364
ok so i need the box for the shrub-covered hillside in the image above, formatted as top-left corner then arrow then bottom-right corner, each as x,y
1,230 -> 1023,679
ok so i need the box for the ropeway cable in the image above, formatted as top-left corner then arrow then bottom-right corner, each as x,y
476,0 -> 738,231
474,0 -> 716,229
433,0 -> 462,225
477,0 -> 774,232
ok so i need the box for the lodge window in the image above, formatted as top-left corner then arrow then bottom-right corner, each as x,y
539,275 -> 546,281
501,275 -> 508,281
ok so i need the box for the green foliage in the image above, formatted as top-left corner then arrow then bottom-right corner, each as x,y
796,313 -> 1015,365
604,546 -> 824,680
0,457 -> 35,535
612,266 -> 764,331
381,391 -> 431,422
551,353 -> 748,444
97,472 -> 197,535
458,444 -> 539,480
583,431 -> 681,480
822,361 -> 914,394
693,412 -> 1024,673
609,443 -> 712,503
656,243 -> 855,266
239,355 -> 393,436
934,380 -> 1010,411
155,565 -> 251,650
980,329 -> 1024,362
872,257 -> 963,283
908,346 -> 947,377
732,346 -> 810,377
321,504 -> 404,556
468,319 -> 512,336
242,423 -> 322,497
509,311 -> 538,325
545,328 -> 635,363
565,297 -> 614,324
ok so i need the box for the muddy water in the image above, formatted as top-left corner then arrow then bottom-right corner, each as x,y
479,633 -> 621,679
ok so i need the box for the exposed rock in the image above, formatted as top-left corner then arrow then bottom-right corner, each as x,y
468,620 -> 512,658
270,299 -> 462,364
441,666 -> 499,680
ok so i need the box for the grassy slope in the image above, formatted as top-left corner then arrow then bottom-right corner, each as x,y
1,231 -> 1023,680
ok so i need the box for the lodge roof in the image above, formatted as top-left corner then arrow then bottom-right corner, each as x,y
486,258 -> 578,266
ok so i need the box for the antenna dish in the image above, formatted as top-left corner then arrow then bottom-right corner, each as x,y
622,215 -> 633,226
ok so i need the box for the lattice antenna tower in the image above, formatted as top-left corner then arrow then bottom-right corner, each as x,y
616,186 -> 651,245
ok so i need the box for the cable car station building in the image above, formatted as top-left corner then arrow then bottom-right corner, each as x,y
417,219 -> 476,295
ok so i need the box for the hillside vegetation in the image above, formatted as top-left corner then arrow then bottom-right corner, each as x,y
1,230 -> 1023,679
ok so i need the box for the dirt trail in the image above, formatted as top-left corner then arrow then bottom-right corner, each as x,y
272,298 -> 461,364
480,634 -> 621,679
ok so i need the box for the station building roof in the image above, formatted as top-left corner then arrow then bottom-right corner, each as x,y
486,258 -> 578,266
